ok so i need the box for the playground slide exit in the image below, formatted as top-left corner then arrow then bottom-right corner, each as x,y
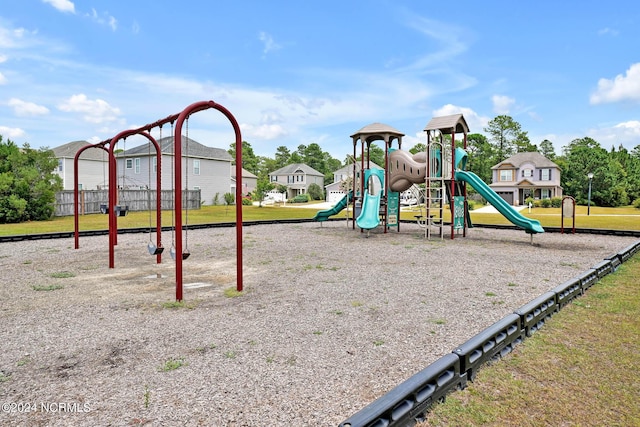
313,191 -> 353,222
356,190 -> 382,230
455,170 -> 545,234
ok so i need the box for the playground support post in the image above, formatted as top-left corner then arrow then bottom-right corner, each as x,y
107,113 -> 181,269
74,141 -> 110,249
172,100 -> 243,301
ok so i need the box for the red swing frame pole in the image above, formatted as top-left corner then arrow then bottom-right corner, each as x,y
107,114 -> 180,268
74,140 -> 110,249
173,100 -> 243,301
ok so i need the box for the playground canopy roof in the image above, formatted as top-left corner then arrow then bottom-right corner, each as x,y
424,114 -> 470,135
350,122 -> 404,144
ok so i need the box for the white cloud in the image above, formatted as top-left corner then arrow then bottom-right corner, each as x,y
258,32 -> 282,56
432,104 -> 490,134
8,98 -> 50,116
42,0 -> 75,14
241,123 -> 288,140
0,54 -> 6,63
586,120 -> 640,151
590,63 -> 640,104
0,126 -> 26,139
86,8 -> 118,31
491,95 -> 515,114
0,71 -> 6,85
57,94 -> 122,124
598,27 -> 619,36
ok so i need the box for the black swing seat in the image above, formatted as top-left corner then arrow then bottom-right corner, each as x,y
115,205 -> 129,217
170,246 -> 190,261
100,204 -> 109,214
147,242 -> 164,255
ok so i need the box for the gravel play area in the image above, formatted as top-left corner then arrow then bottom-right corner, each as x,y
0,221 -> 637,426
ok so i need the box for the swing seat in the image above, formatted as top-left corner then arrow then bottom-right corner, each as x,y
115,205 -> 129,217
100,204 -> 109,214
147,242 -> 164,255
170,246 -> 190,260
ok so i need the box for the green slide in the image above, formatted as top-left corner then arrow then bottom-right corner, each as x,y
356,190 -> 382,230
455,170 -> 544,234
313,190 -> 353,222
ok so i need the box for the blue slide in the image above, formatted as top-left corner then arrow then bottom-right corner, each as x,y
356,191 -> 382,230
455,170 -> 544,234
314,191 -> 353,222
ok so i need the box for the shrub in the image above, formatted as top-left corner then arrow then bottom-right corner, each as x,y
291,194 -> 310,203
633,198 -> 640,209
550,197 -> 562,208
540,198 -> 552,208
241,198 -> 252,205
307,183 -> 324,200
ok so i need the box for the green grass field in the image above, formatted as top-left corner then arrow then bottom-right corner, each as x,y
0,203 -> 638,236
422,254 -> 640,427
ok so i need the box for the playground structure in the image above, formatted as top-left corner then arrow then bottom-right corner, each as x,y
73,100 -> 244,301
315,114 -> 544,238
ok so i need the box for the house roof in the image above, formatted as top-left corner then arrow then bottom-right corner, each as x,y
230,165 -> 258,179
268,163 -> 324,177
52,141 -> 107,161
350,122 -> 404,143
492,152 -> 559,169
122,136 -> 233,161
332,161 -> 383,175
424,114 -> 470,134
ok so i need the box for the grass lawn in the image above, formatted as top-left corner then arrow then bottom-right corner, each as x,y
0,203 -> 638,236
422,254 -> 640,426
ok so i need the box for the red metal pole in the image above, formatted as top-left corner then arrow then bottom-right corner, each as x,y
450,132 -> 456,240
173,100 -> 244,301
140,131 -> 163,264
74,142 -> 109,249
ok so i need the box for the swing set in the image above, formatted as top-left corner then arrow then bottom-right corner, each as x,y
73,100 -> 244,301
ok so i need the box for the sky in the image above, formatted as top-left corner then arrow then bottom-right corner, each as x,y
1,0 -> 640,161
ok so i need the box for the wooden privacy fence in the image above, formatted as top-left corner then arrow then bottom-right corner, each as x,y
55,189 -> 201,217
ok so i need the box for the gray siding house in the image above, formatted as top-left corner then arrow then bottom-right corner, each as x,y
53,141 -> 109,190
489,152 -> 562,205
324,162 -> 383,203
118,136 -> 233,205
268,163 -> 325,199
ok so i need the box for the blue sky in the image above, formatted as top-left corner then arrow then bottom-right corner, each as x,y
1,0 -> 639,160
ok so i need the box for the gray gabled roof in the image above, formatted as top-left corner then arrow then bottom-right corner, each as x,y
424,114 -> 470,134
269,163 -> 324,177
332,161 -> 383,175
492,152 -> 559,169
52,140 -> 108,161
122,136 -> 232,161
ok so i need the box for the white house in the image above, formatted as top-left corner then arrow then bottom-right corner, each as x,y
119,136 -> 233,205
52,140 -> 110,190
268,163 -> 325,199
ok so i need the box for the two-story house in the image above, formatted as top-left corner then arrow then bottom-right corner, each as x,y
53,140 -> 110,190
268,163 -> 325,200
324,162 -> 383,203
489,152 -> 562,205
118,136 -> 233,205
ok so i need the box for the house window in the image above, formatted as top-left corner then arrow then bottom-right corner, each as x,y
540,168 -> 551,181
499,169 -> 513,181
58,159 -> 63,172
126,159 -> 133,169
541,189 -> 551,199
193,159 -> 200,175
135,158 -> 141,174
522,169 -> 533,178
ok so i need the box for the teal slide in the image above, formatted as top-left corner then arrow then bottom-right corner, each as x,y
313,190 -> 353,222
455,170 -> 544,234
356,191 -> 382,230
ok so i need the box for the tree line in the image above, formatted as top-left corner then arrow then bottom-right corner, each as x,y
231,115 -> 640,208
0,114 -> 638,223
